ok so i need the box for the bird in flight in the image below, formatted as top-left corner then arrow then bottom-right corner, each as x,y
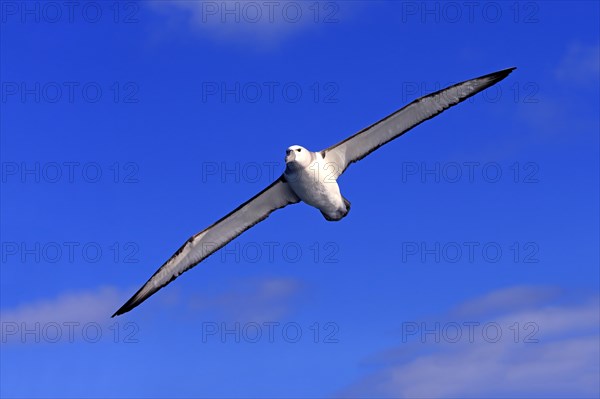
113,67 -> 515,316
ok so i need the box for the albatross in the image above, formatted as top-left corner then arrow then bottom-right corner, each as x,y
113,67 -> 515,316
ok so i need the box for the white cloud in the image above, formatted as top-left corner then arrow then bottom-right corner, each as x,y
341,286 -> 600,398
0,276 -> 304,344
1,286 -> 121,325
452,285 -> 559,317
0,286 -> 124,344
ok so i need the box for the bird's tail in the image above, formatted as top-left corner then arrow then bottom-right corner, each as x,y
321,197 -> 351,221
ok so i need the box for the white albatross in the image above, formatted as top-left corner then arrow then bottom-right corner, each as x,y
112,67 -> 515,316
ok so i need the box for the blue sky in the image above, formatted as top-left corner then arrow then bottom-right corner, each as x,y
1,1 -> 599,398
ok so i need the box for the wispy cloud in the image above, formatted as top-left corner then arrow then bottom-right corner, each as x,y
150,1 -> 352,47
452,285 -> 559,318
505,41 -> 599,156
0,276 -> 304,344
1,286 -> 121,325
341,286 -> 600,398
555,42 -> 600,87
189,277 -> 304,323
1,286 -> 125,344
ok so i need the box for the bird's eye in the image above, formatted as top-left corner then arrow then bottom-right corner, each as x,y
296,149 -> 301,152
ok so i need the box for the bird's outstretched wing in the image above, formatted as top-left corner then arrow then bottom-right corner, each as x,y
112,176 -> 300,317
322,68 -> 516,177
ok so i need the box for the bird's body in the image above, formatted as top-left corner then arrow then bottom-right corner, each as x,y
284,147 -> 349,221
112,67 -> 516,317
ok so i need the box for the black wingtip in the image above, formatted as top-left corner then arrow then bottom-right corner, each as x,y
486,67 -> 517,82
111,304 -> 128,318
466,67 -> 516,94
111,302 -> 135,318
111,294 -> 141,317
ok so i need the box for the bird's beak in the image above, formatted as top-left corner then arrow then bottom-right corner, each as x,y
285,151 -> 295,164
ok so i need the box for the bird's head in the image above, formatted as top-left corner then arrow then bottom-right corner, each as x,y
285,145 -> 311,169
